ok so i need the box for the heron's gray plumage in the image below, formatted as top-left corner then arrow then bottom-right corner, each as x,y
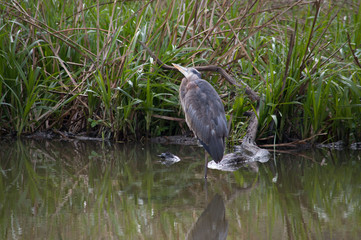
175,64 -> 228,163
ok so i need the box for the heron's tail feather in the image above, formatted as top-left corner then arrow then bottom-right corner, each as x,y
199,137 -> 224,163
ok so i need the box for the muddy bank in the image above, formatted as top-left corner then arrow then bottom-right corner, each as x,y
1,130 -> 361,150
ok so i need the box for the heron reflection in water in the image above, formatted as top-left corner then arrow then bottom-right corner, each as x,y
172,64 -> 228,178
186,194 -> 228,240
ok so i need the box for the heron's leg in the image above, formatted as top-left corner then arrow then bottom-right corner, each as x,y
204,151 -> 208,179
204,175 -> 208,201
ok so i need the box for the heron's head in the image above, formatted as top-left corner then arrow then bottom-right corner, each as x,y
172,63 -> 201,80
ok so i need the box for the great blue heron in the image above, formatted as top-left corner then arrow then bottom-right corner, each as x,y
172,63 -> 228,178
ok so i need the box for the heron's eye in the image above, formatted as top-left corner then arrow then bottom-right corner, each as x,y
191,69 -> 201,77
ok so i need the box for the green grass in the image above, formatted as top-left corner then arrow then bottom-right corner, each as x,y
0,0 -> 360,144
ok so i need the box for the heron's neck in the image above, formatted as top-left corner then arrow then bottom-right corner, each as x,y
187,75 -> 200,81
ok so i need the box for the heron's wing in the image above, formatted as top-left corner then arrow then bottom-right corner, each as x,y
182,79 -> 228,161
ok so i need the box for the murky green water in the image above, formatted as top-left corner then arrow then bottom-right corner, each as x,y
0,139 -> 360,239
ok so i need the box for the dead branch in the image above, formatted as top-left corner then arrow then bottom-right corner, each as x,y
139,41 -> 260,102
347,33 -> 361,68
259,133 -> 327,148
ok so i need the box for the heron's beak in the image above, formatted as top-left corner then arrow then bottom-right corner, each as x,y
172,63 -> 189,77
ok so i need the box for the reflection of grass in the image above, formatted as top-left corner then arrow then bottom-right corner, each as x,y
0,140 -> 360,239
0,140 -> 217,238
227,151 -> 361,239
0,1 -> 360,143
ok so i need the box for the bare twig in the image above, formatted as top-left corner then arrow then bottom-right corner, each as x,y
347,33 -> 361,68
152,114 -> 185,122
259,133 -> 327,148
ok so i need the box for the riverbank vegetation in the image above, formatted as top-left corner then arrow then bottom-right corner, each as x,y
0,0 -> 360,145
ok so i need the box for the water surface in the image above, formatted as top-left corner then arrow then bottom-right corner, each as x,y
0,139 -> 360,239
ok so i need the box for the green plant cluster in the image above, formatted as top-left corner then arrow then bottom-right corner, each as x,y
0,0 -> 360,143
